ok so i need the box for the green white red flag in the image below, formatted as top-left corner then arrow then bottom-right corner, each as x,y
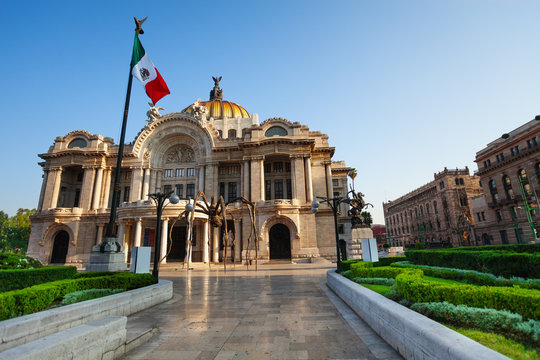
131,34 -> 170,104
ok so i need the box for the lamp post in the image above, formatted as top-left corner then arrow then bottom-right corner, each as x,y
148,190 -> 179,279
311,196 -> 346,272
184,200 -> 195,269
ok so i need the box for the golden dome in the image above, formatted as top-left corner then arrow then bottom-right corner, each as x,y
182,76 -> 250,119
182,100 -> 249,119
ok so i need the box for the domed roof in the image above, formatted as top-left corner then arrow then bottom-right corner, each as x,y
182,100 -> 249,119
181,76 -> 250,119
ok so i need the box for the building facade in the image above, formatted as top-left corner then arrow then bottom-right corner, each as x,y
27,80 -> 351,268
473,118 -> 540,245
383,167 -> 483,248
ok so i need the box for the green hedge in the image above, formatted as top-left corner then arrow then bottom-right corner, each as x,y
0,253 -> 42,270
405,249 -> 540,278
391,261 -> 540,290
341,257 -> 407,272
449,243 -> 540,253
0,273 -> 156,320
395,271 -> 540,321
410,302 -> 540,347
61,288 -> 125,305
350,263 -> 420,279
0,266 -> 77,292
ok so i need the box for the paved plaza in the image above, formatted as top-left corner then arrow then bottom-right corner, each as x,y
122,261 -> 402,360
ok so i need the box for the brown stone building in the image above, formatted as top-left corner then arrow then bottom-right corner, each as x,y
383,168 -> 483,248
27,79 -> 352,268
473,117 -> 540,245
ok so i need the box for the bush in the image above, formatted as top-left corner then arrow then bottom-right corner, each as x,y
395,270 -> 540,321
0,266 -> 77,292
0,272 -> 157,320
350,263 -> 420,279
405,249 -> 540,278
341,260 -> 363,272
375,256 -> 407,267
0,253 -> 42,270
391,261 -> 540,290
61,288 -> 124,305
411,302 -> 540,347
353,277 -> 395,286
454,243 -> 540,253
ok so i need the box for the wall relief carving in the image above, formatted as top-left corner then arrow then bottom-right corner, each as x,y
165,145 -> 195,164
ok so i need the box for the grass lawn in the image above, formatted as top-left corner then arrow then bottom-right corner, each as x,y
444,324 -> 539,360
359,283 -> 391,295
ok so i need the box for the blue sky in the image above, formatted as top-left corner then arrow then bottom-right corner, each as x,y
1,0 -> 540,224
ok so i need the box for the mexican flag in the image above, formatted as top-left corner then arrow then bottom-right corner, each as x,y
131,34 -> 170,104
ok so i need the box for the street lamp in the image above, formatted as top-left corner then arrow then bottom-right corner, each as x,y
148,190 -> 179,279
311,197 -> 347,272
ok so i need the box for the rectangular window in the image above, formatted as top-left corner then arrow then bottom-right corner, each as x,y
496,209 -> 502,222
534,137 -> 538,146
176,169 -> 185,177
481,212 -> 486,221
286,179 -> 292,199
527,140 -> 533,149
334,191 -> 340,197
163,185 -> 171,194
516,145 -> 520,154
274,179 -> 284,199
219,182 -> 225,198
186,183 -> 195,198
265,180 -> 272,200
511,148 -> 515,156
187,168 -> 195,177
175,184 -> 183,198
439,181 -> 445,189
476,213 -> 481,222
500,153 -> 505,161
74,189 -> 81,207
487,159 -> 491,166
500,230 -> 509,244
273,162 -> 283,173
332,179 -> 339,186
164,169 -> 174,178
228,182 -> 237,201
496,155 -> 500,163
285,162 -> 291,172
264,163 -> 272,173
123,186 -> 130,202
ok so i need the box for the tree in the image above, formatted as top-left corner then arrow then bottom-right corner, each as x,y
0,209 -> 36,252
361,211 -> 373,227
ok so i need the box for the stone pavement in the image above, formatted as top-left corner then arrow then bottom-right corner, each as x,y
121,261 -> 402,360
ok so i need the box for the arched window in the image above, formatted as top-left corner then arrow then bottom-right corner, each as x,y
502,175 -> 514,200
228,129 -> 237,138
518,169 -> 533,195
459,178 -> 464,185
265,126 -> 288,137
68,138 -> 87,148
455,178 -> 459,186
489,179 -> 499,203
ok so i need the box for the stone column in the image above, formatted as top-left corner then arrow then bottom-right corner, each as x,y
324,161 -> 333,200
142,168 -> 151,200
294,155 -> 306,202
123,223 -> 130,261
160,217 -> 168,264
212,225 -> 220,263
240,160 -> 248,198
305,155 -> 313,202
42,166 -> 62,209
101,167 -> 112,208
117,222 -> 125,247
96,223 -> 105,245
37,169 -> 48,211
91,167 -> 104,210
205,162 -> 219,198
80,166 -> 96,209
202,220 -> 209,263
134,218 -> 143,247
130,167 -> 144,202
197,165 -> 205,193
249,156 -> 264,201
156,170 -> 162,192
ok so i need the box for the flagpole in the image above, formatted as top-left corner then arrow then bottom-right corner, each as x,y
103,18 -> 145,247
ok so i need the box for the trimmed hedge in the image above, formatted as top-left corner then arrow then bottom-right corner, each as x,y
391,261 -> 540,290
411,302 -> 540,347
0,266 -> 77,292
395,270 -> 540,321
0,272 -> 156,320
61,288 -> 125,305
451,243 -> 540,253
350,263 -> 420,279
341,257 -> 407,272
405,249 -> 540,278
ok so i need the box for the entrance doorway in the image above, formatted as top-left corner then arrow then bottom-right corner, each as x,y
269,224 -> 291,259
169,227 -> 186,261
50,230 -> 69,264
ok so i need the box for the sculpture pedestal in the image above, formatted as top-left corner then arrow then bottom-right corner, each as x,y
345,227 -> 374,260
86,237 -> 127,272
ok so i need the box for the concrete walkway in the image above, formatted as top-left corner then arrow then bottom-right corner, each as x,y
121,261 -> 402,360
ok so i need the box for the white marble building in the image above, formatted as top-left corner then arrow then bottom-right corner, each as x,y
28,79 -> 351,268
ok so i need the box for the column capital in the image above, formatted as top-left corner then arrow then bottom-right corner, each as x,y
303,154 -> 312,159
323,160 -> 333,166
289,154 -> 305,159
244,155 -> 264,161
82,165 -> 99,170
46,166 -> 63,172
